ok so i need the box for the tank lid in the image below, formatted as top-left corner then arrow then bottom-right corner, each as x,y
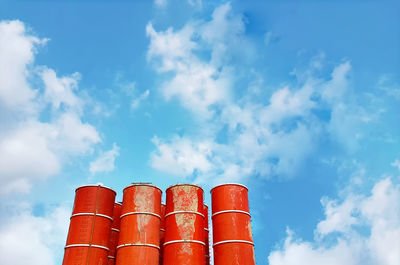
75,184 -> 116,194
210,183 -> 248,192
166,183 -> 204,192
123,183 -> 162,193
115,202 -> 122,206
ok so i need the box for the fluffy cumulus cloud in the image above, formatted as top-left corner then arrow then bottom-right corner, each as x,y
0,202 -> 70,265
0,20 -> 101,194
151,136 -> 213,177
268,177 -> 400,265
147,3 -> 369,183
146,20 -> 231,117
89,143 -> 120,174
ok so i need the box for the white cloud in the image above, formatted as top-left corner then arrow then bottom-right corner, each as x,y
151,136 -> 213,177
378,74 -> 400,100
154,0 -> 167,8
316,195 -> 359,236
146,22 -> 197,72
264,31 -> 280,46
89,143 -> 120,174
146,4 -> 372,183
0,122 -> 60,194
42,68 -> 82,112
0,20 -> 101,194
112,73 -> 149,111
0,20 -> 44,115
146,3 -> 373,182
154,0 -> 202,8
0,202 -> 70,265
321,61 -> 351,103
188,0 -> 202,7
268,178 -> 400,265
391,159 -> 400,171
131,89 -> 150,109
146,5 -> 238,118
200,3 -> 246,66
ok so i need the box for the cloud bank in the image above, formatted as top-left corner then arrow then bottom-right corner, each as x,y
146,3 -> 369,184
0,20 -> 101,194
268,177 -> 400,265
0,203 -> 70,265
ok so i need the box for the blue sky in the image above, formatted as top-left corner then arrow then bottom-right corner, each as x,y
0,0 -> 399,264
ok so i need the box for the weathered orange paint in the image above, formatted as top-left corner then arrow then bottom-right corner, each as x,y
107,202 -> 122,265
62,185 -> 116,265
116,184 -> 162,265
164,184 -> 205,265
211,184 -> 255,265
159,204 -> 166,265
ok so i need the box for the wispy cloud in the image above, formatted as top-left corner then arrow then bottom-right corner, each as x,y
154,0 -> 167,8
89,143 -> 120,174
391,159 -> 400,172
131,90 -> 150,110
268,177 -> 400,265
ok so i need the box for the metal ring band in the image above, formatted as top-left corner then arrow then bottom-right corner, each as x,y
120,211 -> 161,219
165,211 -> 205,218
163,240 -> 206,246
160,228 -> 166,232
210,183 -> 248,192
167,183 -> 204,192
70,213 -> 113,221
212,210 -> 250,218
204,228 -> 209,231
65,244 -> 110,251
123,183 -> 162,193
108,256 -> 115,259
111,228 -> 120,232
213,240 -> 254,247
76,184 -> 116,194
117,243 -> 160,250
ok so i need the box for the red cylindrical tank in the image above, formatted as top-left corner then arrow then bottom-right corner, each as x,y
163,184 -> 205,265
203,204 -> 210,265
159,204 -> 166,265
116,184 -> 162,265
62,185 -> 116,265
211,184 -> 255,265
108,202 -> 122,265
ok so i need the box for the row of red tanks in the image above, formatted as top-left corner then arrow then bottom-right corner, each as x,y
62,183 -> 255,265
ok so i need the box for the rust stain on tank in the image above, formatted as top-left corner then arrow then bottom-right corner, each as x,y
134,186 -> 154,212
246,220 -> 253,241
137,214 -> 151,239
178,242 -> 193,255
172,186 -> 198,212
172,186 -> 198,241
133,186 -> 153,243
175,213 -> 196,241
